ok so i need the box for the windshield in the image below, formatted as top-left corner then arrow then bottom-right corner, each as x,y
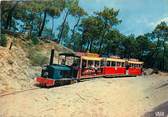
41,66 -> 48,78
59,56 -> 80,67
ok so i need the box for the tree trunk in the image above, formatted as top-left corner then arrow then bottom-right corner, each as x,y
124,50 -> 126,58
80,29 -> 87,51
29,22 -> 33,38
58,10 -> 69,43
89,38 -> 93,52
151,51 -> 159,68
51,17 -> 54,36
162,39 -> 166,71
29,12 -> 34,37
146,37 -> 160,65
38,10 -> 47,37
37,13 -> 42,32
98,22 -> 107,54
98,30 -> 107,54
71,16 -> 81,40
5,1 -> 19,30
85,41 -> 90,52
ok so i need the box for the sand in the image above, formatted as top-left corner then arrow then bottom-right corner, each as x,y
0,75 -> 168,117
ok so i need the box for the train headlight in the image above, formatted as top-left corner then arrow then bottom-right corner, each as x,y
44,72 -> 48,77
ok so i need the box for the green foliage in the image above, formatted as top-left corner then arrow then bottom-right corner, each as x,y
57,21 -> 70,43
145,22 -> 168,71
0,34 -> 8,47
31,37 -> 40,45
29,50 -> 48,66
69,0 -> 87,17
96,7 -> 121,27
65,32 -> 82,50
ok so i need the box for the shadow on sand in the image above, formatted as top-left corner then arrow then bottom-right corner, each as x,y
156,82 -> 168,89
143,101 -> 168,117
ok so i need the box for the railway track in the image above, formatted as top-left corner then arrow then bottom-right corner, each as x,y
0,87 -> 40,97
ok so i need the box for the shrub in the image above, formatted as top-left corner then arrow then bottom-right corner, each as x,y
31,37 -> 40,45
29,51 -> 48,66
0,34 -> 7,47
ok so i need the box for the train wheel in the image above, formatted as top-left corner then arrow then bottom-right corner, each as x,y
70,80 -> 75,84
54,81 -> 59,86
77,79 -> 80,82
74,80 -> 78,83
60,81 -> 64,86
70,80 -> 73,84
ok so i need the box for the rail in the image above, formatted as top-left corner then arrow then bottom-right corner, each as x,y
0,87 -> 40,97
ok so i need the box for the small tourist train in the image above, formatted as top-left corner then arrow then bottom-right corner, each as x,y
35,49 -> 143,87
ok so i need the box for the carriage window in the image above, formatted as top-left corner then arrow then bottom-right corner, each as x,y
111,61 -> 115,66
77,59 -> 80,66
133,64 -> 136,68
101,61 -> 105,66
140,64 -> 142,68
122,62 -> 125,67
82,60 -> 87,68
135,64 -> 138,68
72,58 -> 80,66
132,64 -> 134,67
117,62 -> 121,67
107,61 -> 110,66
130,63 -> 132,67
88,60 -> 93,67
95,61 -> 100,67
131,64 -> 134,67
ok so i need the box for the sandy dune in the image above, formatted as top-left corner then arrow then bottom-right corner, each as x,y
0,75 -> 168,117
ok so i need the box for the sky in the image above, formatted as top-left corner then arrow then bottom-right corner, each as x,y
78,0 -> 168,36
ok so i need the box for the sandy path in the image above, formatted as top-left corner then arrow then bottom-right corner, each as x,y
0,75 -> 168,117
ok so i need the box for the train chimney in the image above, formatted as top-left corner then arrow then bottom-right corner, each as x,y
49,49 -> 55,65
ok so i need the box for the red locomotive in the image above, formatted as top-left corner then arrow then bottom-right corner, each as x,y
35,49 -> 143,87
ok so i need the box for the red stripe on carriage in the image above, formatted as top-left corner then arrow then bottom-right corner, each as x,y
128,68 -> 142,75
103,67 -> 115,75
115,67 -> 126,75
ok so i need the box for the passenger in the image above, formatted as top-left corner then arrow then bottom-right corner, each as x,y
95,63 -> 99,74
82,61 -> 86,68
91,64 -> 95,69
117,63 -> 121,67
90,64 -> 95,75
61,59 -> 65,65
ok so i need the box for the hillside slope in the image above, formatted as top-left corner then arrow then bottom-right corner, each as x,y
0,35 -> 74,93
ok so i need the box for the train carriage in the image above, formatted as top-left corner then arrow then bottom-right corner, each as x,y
128,59 -> 143,76
104,58 -> 126,76
78,55 -> 104,79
